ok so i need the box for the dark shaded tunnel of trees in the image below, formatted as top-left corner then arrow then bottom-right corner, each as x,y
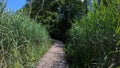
23,0 -> 84,42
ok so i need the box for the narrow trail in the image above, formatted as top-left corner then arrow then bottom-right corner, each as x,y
36,40 -> 68,68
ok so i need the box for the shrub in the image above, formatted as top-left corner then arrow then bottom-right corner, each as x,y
0,11 -> 51,68
65,1 -> 120,68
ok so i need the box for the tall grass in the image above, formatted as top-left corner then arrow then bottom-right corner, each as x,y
0,11 -> 51,68
65,0 -> 120,68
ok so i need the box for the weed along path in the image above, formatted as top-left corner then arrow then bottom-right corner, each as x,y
36,39 -> 68,68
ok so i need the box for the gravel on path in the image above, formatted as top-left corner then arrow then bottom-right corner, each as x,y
36,40 -> 68,68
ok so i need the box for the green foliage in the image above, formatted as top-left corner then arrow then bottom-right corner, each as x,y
24,0 -> 61,39
0,11 -> 51,68
116,25 -> 120,46
23,0 -> 83,41
65,1 -> 120,68
0,0 -> 6,14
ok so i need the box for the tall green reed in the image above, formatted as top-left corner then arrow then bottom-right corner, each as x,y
65,0 -> 120,68
0,11 -> 51,68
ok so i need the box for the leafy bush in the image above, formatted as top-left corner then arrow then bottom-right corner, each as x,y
0,11 -> 51,68
65,1 -> 120,68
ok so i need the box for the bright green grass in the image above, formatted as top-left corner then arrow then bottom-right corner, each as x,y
0,12 -> 51,68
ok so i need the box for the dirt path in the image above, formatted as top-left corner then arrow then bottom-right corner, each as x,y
36,40 -> 68,68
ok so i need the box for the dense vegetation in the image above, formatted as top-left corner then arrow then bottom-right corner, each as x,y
0,2 -> 50,68
65,0 -> 120,68
1,0 -> 120,68
24,0 -> 83,41
25,0 -> 120,67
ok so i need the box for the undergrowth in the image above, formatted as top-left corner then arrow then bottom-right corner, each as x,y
0,11 -> 51,68
65,0 -> 120,68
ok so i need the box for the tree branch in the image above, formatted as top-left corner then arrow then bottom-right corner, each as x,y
35,0 -> 45,20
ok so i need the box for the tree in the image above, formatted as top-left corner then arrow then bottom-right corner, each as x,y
23,0 -> 83,41
0,0 -> 7,14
